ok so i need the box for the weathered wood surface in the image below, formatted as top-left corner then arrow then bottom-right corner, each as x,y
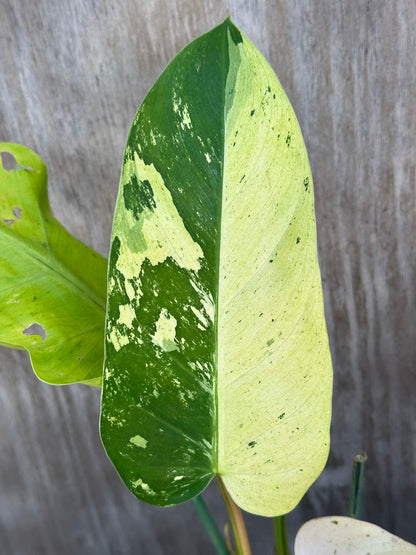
0,1 -> 415,553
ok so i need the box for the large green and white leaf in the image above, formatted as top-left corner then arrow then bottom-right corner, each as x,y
0,143 -> 106,386
294,516 -> 416,554
101,18 -> 332,515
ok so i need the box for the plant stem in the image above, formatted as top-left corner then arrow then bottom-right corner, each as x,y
192,495 -> 229,555
216,476 -> 252,555
348,451 -> 367,519
273,515 -> 290,555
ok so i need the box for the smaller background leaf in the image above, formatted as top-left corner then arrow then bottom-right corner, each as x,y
0,143 -> 107,385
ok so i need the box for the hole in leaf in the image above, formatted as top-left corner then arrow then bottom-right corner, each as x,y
0,151 -> 33,171
23,322 -> 47,342
0,151 -> 18,170
2,218 -> 15,226
13,206 -> 22,219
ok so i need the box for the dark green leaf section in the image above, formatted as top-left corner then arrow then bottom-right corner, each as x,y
0,143 -> 107,386
101,21 -> 236,505
123,176 -> 156,217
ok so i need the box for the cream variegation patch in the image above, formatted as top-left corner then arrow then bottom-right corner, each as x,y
115,154 -> 203,292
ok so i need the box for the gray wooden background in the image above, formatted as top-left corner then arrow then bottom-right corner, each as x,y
1,1 -> 415,553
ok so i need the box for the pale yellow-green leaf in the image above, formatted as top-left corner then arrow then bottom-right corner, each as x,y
216,27 -> 332,516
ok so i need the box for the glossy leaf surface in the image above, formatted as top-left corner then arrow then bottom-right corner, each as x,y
101,19 -> 332,515
294,517 -> 416,554
0,143 -> 106,386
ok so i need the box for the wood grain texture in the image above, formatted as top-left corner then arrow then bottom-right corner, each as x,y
0,0 -> 415,552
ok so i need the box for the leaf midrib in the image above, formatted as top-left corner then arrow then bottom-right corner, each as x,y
212,24 -> 233,475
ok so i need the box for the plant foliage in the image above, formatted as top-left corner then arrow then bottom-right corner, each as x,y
0,143 -> 106,386
101,19 -> 332,516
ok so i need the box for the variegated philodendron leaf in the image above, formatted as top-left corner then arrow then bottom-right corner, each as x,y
0,143 -> 107,386
101,18 -> 332,515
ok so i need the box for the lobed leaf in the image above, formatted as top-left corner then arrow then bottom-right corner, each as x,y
0,143 -> 106,386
